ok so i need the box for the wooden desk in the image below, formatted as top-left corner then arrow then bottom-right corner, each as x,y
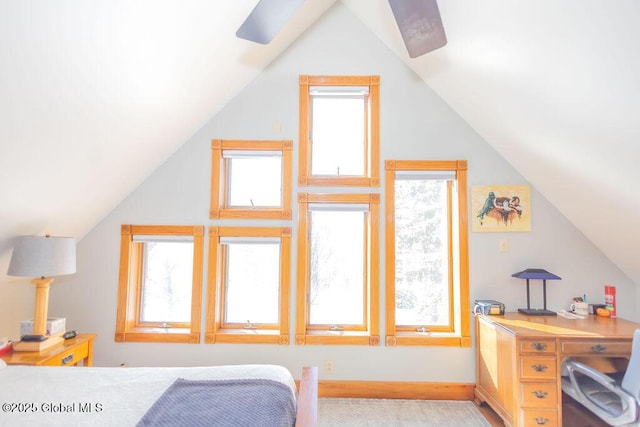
1,334 -> 96,367
475,313 -> 639,427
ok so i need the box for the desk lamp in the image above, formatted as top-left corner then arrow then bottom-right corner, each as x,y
512,268 -> 561,316
7,235 -> 76,351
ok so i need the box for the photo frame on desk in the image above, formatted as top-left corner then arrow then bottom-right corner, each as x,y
472,184 -> 531,232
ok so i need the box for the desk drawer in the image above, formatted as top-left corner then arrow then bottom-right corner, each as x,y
520,339 -> 556,354
561,340 -> 631,356
42,341 -> 89,366
521,408 -> 558,426
520,356 -> 557,379
520,382 -> 557,407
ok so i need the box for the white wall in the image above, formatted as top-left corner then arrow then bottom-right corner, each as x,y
43,3 -> 636,382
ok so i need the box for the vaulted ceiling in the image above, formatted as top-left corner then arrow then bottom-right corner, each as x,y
1,0 -> 638,285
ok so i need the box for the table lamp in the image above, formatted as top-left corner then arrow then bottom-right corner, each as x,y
7,235 -> 76,351
512,268 -> 561,316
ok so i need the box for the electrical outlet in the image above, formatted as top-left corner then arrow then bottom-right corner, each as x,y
324,360 -> 334,374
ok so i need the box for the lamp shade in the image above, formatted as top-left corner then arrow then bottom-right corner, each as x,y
7,236 -> 76,278
512,268 -> 561,281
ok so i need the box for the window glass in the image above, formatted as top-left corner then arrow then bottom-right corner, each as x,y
309,209 -> 365,325
394,178 -> 450,326
139,241 -> 194,323
311,94 -> 365,176
223,242 -> 280,324
227,154 -> 282,207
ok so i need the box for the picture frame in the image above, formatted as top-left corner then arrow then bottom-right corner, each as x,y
471,184 -> 531,232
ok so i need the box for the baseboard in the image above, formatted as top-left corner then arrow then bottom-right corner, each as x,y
295,379 -> 475,400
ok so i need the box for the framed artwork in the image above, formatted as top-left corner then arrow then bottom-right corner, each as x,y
471,185 -> 531,232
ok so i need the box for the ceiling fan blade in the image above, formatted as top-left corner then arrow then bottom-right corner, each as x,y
236,0 -> 306,44
388,0 -> 447,58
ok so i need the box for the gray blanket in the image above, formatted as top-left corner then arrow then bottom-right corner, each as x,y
137,378 -> 297,427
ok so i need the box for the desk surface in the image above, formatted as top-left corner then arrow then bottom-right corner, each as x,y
481,312 -> 639,339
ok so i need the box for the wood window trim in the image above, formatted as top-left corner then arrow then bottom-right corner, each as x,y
298,75 -> 380,187
295,193 -> 380,346
384,160 -> 471,348
210,139 -> 293,220
115,225 -> 204,344
205,226 -> 291,345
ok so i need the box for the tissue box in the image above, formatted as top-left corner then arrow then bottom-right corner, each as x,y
20,317 -> 66,337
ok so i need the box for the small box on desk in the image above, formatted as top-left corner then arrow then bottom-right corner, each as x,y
474,300 -> 505,315
20,318 -> 66,337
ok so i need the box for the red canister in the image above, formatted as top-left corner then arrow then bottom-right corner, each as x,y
604,285 -> 616,317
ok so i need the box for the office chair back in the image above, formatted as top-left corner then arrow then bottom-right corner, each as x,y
562,328 -> 640,426
622,329 -> 640,403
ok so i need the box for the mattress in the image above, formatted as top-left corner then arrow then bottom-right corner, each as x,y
0,363 -> 297,426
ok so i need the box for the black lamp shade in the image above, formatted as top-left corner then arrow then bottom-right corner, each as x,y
512,268 -> 561,281
513,268 -> 561,316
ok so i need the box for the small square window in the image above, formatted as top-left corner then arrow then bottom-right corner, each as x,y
210,140 -> 292,219
206,226 -> 291,345
115,225 -> 204,344
299,76 -> 380,187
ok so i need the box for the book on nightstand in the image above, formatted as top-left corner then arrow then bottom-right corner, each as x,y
13,335 -> 64,352
13,330 -> 66,352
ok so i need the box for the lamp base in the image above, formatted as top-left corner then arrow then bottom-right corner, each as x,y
518,308 -> 557,316
13,335 -> 64,352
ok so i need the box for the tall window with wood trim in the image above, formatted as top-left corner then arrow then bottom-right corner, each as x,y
298,75 -> 380,187
115,225 -> 204,343
296,193 -> 380,346
384,160 -> 471,347
206,226 -> 291,345
210,139 -> 292,220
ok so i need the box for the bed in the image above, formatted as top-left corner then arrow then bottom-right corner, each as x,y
0,363 -> 318,426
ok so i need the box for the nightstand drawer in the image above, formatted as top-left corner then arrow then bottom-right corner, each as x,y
520,339 -> 556,354
521,408 -> 558,426
520,356 -> 557,379
42,341 -> 89,366
520,382 -> 557,407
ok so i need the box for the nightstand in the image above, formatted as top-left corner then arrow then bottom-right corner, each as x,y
1,333 -> 96,367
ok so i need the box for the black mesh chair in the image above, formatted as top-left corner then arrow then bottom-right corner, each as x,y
561,329 -> 640,426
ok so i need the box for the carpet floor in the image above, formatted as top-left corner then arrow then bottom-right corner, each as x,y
318,398 -> 491,427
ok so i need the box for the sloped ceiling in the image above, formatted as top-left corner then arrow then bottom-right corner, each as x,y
1,0 -> 638,286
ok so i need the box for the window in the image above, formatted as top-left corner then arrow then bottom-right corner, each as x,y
115,225 -> 204,343
210,139 -> 292,219
384,160 -> 471,347
296,193 -> 380,345
206,226 -> 291,344
298,75 -> 380,187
